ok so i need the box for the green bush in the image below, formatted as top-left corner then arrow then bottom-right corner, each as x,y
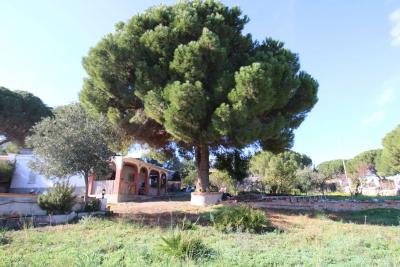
0,160 -> 15,183
210,170 -> 237,194
211,205 -> 270,233
37,182 -> 76,215
158,233 -> 213,261
84,198 -> 100,212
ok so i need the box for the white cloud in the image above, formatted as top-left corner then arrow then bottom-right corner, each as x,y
389,9 -> 400,47
378,88 -> 394,106
363,111 -> 385,124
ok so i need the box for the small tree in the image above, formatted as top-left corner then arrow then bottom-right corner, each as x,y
294,168 -> 315,194
347,149 -> 381,176
377,125 -> 400,177
249,150 -> 312,194
213,149 -> 250,183
27,104 -> 116,202
209,170 -> 234,193
317,160 -> 345,179
182,169 -> 197,188
0,86 -> 52,146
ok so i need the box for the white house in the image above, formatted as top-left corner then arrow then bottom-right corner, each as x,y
8,152 -> 85,195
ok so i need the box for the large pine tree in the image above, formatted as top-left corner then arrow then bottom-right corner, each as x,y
80,1 -> 318,191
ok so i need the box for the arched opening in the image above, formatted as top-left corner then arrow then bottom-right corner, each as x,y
139,167 -> 149,195
149,170 -> 160,196
121,163 -> 138,195
161,173 -> 167,193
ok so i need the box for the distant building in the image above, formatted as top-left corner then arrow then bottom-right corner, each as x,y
362,174 -> 400,196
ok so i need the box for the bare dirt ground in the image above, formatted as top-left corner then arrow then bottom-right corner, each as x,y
110,200 -> 209,215
108,200 -> 296,229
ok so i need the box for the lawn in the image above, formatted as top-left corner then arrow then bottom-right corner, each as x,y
1,207 -> 400,266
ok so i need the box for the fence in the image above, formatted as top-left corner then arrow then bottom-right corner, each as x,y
91,180 -> 115,195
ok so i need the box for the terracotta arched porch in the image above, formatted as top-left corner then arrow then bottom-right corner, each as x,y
88,156 -> 169,203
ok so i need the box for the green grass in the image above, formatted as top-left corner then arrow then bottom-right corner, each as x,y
1,209 -> 400,266
331,208 -> 400,226
324,192 -> 400,201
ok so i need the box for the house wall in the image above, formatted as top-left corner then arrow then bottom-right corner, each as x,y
9,154 -> 85,195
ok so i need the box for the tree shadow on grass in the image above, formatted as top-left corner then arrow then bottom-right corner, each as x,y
254,208 -> 400,226
111,207 -> 286,234
301,208 -> 400,226
325,209 -> 400,226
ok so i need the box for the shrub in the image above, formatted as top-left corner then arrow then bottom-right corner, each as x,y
211,205 -> 270,233
158,233 -> 213,261
37,182 -> 76,214
0,160 -> 15,183
84,198 -> 100,212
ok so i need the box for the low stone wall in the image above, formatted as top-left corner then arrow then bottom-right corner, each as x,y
247,196 -> 400,212
0,211 -> 107,228
0,194 -> 46,217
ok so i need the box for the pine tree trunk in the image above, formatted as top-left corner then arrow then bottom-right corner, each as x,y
195,143 -> 210,192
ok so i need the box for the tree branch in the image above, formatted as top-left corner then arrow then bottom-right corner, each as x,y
0,138 -> 9,146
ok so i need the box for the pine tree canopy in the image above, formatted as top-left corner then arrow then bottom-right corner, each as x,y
80,0 -> 318,191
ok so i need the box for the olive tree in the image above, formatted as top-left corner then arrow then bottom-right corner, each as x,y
27,104 -> 116,201
80,1 -> 318,192
249,150 -> 312,194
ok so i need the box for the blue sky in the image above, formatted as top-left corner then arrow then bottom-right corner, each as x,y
1,0 -> 399,164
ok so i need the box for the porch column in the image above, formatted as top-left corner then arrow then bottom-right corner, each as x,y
113,158 -> 124,196
144,168 -> 149,195
157,172 -> 161,196
134,167 -> 139,195
164,173 -> 167,193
